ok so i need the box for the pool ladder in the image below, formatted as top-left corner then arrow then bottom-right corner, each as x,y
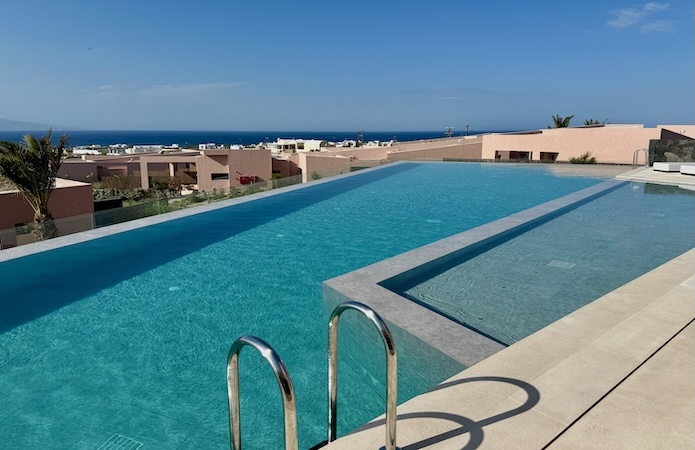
632,148 -> 649,169
226,301 -> 400,450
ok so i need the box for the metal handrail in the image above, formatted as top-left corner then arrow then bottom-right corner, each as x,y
328,301 -> 399,450
227,335 -> 298,450
633,148 -> 649,169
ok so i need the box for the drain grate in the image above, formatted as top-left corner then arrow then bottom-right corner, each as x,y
548,260 -> 576,270
96,433 -> 143,450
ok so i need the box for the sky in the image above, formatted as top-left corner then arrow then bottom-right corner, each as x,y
0,1 -> 693,131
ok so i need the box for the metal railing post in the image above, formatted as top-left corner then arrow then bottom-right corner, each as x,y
328,301 -> 399,450
227,335 -> 298,450
633,148 -> 649,169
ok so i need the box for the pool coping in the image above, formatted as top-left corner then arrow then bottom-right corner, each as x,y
0,161 -> 397,263
323,247 -> 695,449
323,178 -> 626,367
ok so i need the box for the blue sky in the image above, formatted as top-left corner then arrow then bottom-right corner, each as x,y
0,1 -> 692,131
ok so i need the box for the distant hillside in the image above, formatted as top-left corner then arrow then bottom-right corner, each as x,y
0,118 -> 71,131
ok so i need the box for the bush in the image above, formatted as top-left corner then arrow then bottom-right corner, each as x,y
93,187 -> 147,202
569,152 -> 597,164
99,175 -> 141,190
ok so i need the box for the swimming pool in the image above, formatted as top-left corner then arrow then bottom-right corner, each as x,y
390,182 -> 695,345
0,163 -> 623,449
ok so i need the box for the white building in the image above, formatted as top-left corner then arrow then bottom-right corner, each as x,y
266,138 -> 328,153
199,143 -> 222,150
72,145 -> 103,155
126,145 -> 163,154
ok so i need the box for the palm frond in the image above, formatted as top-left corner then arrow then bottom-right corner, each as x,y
0,130 -> 69,233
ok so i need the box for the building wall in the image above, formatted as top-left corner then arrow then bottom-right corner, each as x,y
323,146 -> 391,160
271,157 -> 301,178
298,154 -> 351,182
59,158 -> 144,183
659,125 -> 695,139
480,126 -> 663,163
195,152 -> 231,192
325,137 -> 483,161
387,140 -> 483,161
0,180 -> 94,247
228,148 -> 272,184
97,161 -> 142,179
58,160 -> 98,182
195,149 -> 272,192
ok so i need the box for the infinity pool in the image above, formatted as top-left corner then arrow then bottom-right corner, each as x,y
0,163 -> 618,449
393,182 -> 695,345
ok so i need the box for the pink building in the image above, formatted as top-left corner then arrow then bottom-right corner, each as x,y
139,148 -> 272,192
480,124 -> 695,163
58,154 -> 164,183
326,124 -> 695,164
58,149 -> 273,193
0,178 -> 94,248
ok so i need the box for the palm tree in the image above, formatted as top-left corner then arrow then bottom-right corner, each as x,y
548,114 -> 574,128
0,130 -> 69,240
583,119 -> 610,126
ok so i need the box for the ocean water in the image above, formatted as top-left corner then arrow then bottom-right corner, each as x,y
0,130 -> 499,148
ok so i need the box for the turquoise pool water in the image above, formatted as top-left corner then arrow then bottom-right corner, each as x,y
0,163 -> 610,449
395,182 -> 695,345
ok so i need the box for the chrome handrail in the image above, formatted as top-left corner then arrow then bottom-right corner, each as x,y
328,301 -> 399,450
633,148 -> 649,169
227,335 -> 298,450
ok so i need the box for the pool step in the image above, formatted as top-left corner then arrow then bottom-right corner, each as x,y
95,433 -> 143,450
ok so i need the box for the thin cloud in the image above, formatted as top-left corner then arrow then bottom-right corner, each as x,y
138,82 -> 244,97
607,2 -> 672,32
641,19 -> 675,33
98,84 -> 115,91
643,2 -> 670,12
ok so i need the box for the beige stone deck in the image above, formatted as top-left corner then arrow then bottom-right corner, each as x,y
324,248 -> 694,449
324,167 -> 695,449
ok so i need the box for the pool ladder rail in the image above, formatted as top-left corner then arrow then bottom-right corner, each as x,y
632,148 -> 649,169
226,301 -> 400,450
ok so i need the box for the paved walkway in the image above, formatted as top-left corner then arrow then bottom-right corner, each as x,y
324,249 -> 695,449
617,166 -> 695,187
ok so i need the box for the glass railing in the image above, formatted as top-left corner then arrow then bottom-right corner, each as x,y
0,161 -> 389,250
94,199 -> 170,227
0,213 -> 94,250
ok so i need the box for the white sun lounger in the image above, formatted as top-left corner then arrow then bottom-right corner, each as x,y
653,162 -> 686,172
680,164 -> 695,176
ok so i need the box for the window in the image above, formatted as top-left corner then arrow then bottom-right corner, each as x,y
540,152 -> 559,162
211,173 -> 229,180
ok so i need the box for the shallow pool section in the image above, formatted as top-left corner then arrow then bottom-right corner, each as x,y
392,183 -> 695,345
0,163 -> 608,449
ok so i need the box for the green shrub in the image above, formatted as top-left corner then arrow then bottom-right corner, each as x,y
569,152 -> 597,164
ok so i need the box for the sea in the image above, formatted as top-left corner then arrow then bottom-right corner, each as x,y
0,130 -> 498,148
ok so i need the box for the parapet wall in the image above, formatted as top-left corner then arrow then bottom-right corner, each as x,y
481,126 -> 662,164
388,140 -> 483,161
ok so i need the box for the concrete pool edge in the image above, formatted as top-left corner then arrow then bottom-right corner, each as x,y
0,161 -> 399,263
322,179 -> 626,367
323,247 -> 695,449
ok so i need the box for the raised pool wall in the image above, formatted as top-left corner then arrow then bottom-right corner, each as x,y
322,179 -> 626,367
